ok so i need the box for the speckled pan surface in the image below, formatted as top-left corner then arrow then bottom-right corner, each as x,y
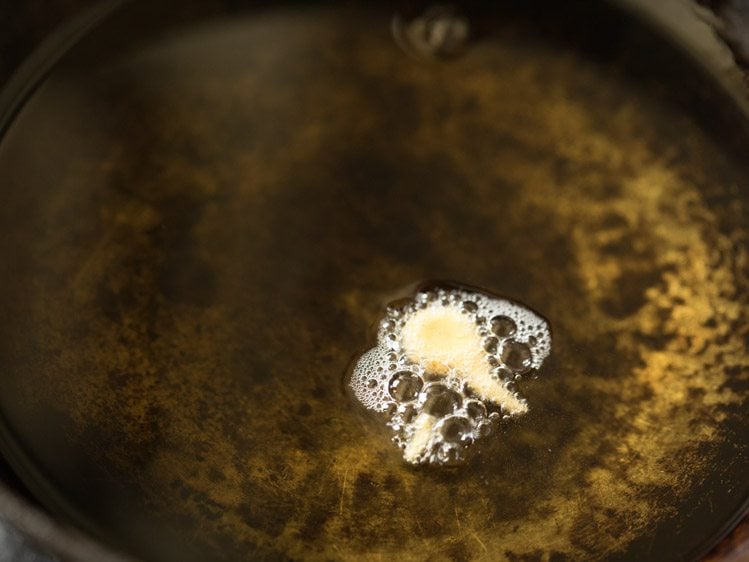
0,1 -> 747,561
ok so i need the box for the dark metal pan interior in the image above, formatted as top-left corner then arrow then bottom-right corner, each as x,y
0,1 -> 747,560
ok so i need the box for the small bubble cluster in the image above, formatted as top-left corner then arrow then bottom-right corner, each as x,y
350,285 -> 552,466
392,5 -> 470,60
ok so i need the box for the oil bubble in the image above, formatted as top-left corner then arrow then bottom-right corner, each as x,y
491,315 -> 517,338
462,300 -> 478,313
483,336 -> 499,354
501,340 -> 532,373
440,416 -> 472,443
436,443 -> 462,466
465,400 -> 487,420
493,367 -> 513,381
388,371 -> 423,402
423,384 -> 462,417
401,404 -> 417,423
384,402 -> 398,419
477,421 -> 493,437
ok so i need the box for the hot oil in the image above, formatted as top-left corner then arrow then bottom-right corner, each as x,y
0,1 -> 747,561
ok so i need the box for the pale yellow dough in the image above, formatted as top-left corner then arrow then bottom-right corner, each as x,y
403,412 -> 437,463
400,305 -> 527,414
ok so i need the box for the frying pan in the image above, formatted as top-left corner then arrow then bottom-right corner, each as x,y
0,1 -> 748,560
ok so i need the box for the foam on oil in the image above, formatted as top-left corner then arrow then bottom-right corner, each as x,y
350,285 -> 552,466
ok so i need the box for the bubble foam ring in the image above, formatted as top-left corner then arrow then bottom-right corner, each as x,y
350,285 -> 552,466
